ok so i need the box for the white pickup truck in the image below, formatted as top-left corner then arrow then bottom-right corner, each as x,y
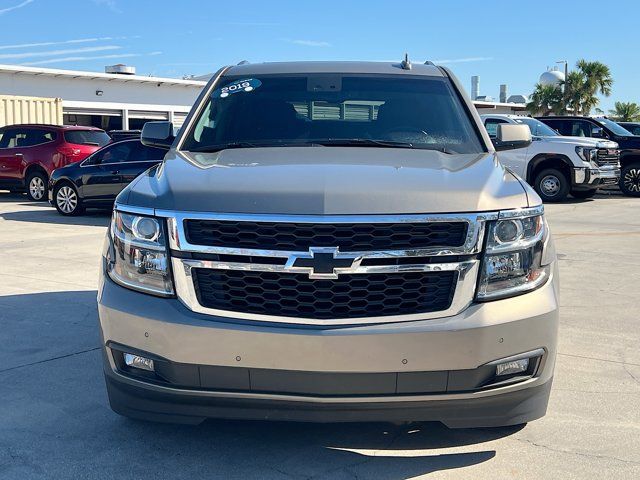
481,114 -> 620,201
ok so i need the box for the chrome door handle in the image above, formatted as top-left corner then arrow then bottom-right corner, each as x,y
110,170 -> 120,174
15,153 -> 23,157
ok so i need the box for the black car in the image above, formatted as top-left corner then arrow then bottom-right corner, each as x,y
49,139 -> 166,215
617,122 -> 640,136
536,116 -> 640,196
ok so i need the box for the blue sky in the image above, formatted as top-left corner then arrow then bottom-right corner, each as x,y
1,0 -> 638,111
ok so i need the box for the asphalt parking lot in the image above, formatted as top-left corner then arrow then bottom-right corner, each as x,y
1,191 -> 639,479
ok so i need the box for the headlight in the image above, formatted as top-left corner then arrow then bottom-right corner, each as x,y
575,146 -> 597,163
107,210 -> 174,296
476,206 -> 552,301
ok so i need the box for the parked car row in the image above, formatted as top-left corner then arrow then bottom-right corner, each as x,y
0,124 -> 165,214
0,124 -> 110,201
1,112 -> 638,216
481,114 -> 620,202
535,116 -> 640,197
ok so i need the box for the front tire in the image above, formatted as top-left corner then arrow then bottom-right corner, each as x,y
25,171 -> 48,201
620,163 -> 640,197
534,168 -> 570,202
54,183 -> 84,216
571,189 -> 597,199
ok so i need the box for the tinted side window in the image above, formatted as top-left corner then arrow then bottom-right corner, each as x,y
23,129 -> 56,146
484,119 -> 508,139
568,120 -> 593,137
540,120 -> 565,136
92,142 -> 136,164
128,143 -> 167,162
0,129 -> 18,148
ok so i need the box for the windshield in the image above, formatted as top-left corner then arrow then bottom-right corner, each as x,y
181,74 -> 484,154
64,130 -> 111,147
595,117 -> 633,136
513,117 -> 559,136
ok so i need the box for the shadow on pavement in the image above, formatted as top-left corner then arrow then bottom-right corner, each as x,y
0,205 -> 110,228
0,290 -> 522,479
112,415 -> 516,478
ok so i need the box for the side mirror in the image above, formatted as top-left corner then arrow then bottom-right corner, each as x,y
591,126 -> 605,138
141,121 -> 175,150
493,124 -> 532,151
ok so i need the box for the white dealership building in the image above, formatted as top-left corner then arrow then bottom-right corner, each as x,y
0,64 -> 207,130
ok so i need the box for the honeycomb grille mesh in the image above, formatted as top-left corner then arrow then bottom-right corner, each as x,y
184,220 -> 468,252
192,269 -> 457,320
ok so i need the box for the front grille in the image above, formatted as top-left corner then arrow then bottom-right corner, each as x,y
192,269 -> 457,320
596,149 -> 619,167
184,220 -> 468,252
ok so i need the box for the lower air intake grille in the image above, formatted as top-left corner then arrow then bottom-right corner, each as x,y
192,269 -> 457,320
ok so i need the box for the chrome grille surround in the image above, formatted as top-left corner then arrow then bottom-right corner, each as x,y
146,210 -> 501,326
113,205 -> 546,326
596,148 -> 620,168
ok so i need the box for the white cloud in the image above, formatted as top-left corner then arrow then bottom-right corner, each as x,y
285,39 -> 331,47
432,56 -> 494,64
22,51 -> 162,66
0,37 -> 125,51
0,45 -> 121,60
0,0 -> 34,15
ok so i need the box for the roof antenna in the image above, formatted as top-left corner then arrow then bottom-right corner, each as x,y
400,52 -> 412,70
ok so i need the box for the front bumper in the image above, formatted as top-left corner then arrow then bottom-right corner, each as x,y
597,166 -> 621,186
98,261 -> 560,427
573,165 -> 620,190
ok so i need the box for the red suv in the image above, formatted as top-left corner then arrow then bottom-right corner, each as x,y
0,124 -> 111,201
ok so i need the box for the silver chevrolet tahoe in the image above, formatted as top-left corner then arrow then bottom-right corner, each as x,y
98,60 -> 559,428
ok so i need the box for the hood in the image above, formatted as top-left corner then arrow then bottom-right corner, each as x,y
613,136 -> 640,149
120,147 -> 531,215
538,135 -> 618,149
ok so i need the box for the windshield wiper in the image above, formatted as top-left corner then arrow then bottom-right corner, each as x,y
312,138 -> 415,149
188,142 -> 264,153
189,140 -> 322,153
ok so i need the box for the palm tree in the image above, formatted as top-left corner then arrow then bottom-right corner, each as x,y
577,60 -> 613,97
609,102 -> 640,121
529,60 -> 614,116
573,60 -> 613,114
527,84 -> 564,116
562,71 -> 589,115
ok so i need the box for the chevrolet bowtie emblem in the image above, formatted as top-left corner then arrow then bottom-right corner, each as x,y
285,247 -> 361,279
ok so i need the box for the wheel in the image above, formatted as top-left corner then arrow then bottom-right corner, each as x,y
533,168 -> 570,202
620,163 -> 640,197
54,183 -> 84,216
571,189 -> 597,199
25,171 -> 48,201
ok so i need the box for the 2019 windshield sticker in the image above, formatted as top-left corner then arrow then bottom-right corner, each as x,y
213,78 -> 262,98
